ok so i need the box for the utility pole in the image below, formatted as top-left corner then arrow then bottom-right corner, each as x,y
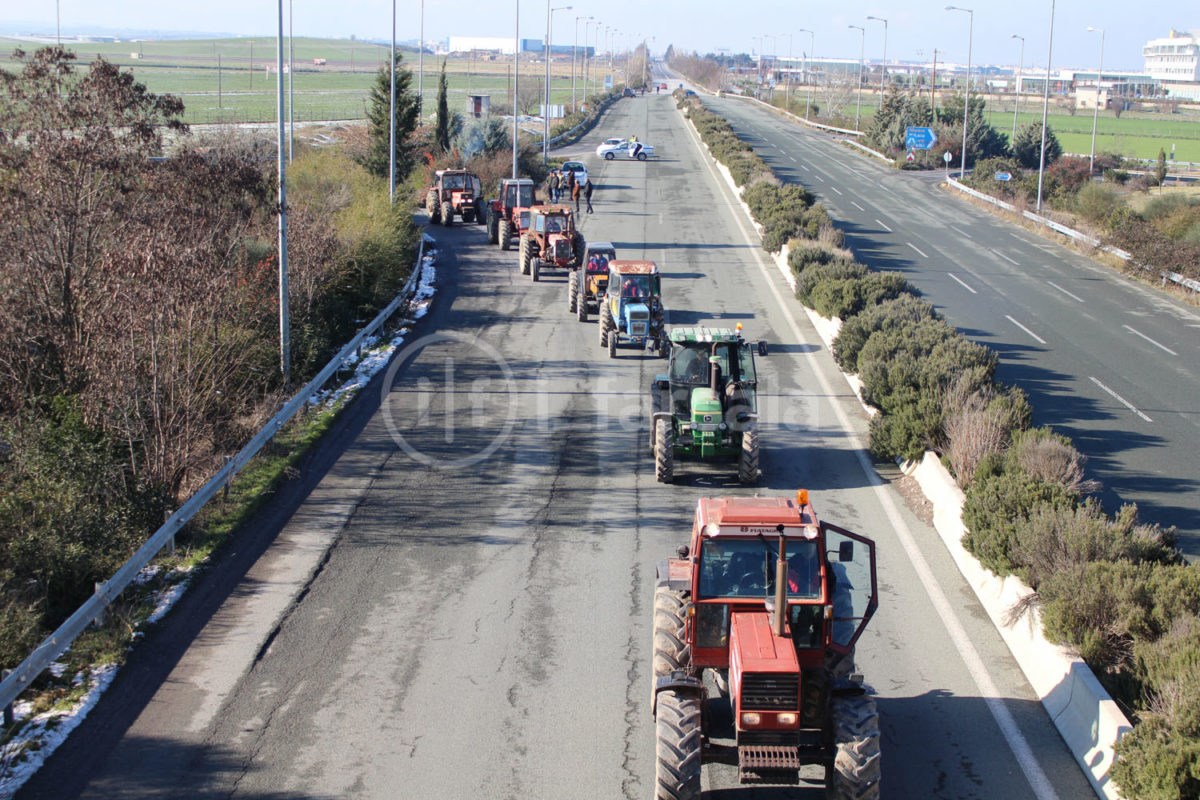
389,0 -> 396,203
512,0 -> 520,179
275,2 -> 290,383
288,0 -> 294,164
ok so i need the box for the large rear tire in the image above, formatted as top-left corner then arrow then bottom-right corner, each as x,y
500,219 -> 512,251
519,237 -> 532,275
487,212 -> 499,244
652,587 -> 691,677
532,257 -> 541,282
655,690 -> 701,800
608,329 -> 618,358
655,417 -> 674,484
476,199 -> 487,225
599,304 -> 611,347
738,426 -> 759,485
568,272 -> 578,312
441,201 -> 453,226
828,693 -> 882,800
577,292 -> 588,322
425,190 -> 439,221
572,233 -> 586,268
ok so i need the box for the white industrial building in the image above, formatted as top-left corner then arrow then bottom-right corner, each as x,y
448,36 -> 518,55
1143,29 -> 1200,100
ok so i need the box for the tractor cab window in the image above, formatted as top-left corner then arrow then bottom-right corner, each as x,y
443,175 -> 463,189
670,344 -> 710,385
619,274 -> 651,298
737,344 -> 757,384
698,538 -> 820,600
822,526 -> 878,652
545,216 -> 563,233
470,176 -> 482,194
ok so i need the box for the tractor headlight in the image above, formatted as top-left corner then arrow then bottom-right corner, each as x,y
740,712 -> 761,727
776,713 -> 798,726
719,422 -> 728,431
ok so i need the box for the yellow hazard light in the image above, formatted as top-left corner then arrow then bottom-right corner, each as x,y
796,489 -> 809,507
736,323 -> 743,332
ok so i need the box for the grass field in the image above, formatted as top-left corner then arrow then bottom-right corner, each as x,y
1,36 -> 620,125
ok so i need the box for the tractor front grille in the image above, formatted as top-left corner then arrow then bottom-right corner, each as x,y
741,673 -> 799,710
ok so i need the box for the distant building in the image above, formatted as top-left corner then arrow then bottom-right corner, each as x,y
1143,29 -> 1200,100
448,36 -> 517,55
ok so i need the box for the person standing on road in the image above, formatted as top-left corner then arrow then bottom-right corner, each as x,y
571,180 -> 582,213
565,168 -> 576,196
548,170 -> 560,203
583,178 -> 594,213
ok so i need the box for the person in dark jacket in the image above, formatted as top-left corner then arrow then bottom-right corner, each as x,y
571,180 -> 582,213
548,170 -> 560,203
565,168 -> 577,194
583,178 -> 594,213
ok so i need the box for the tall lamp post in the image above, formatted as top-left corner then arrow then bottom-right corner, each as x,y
389,0 -> 396,202
275,0 -> 290,382
1087,26 -> 1105,175
1036,0 -> 1056,212
1010,33 -> 1025,147
848,24 -> 865,131
945,5 -> 974,179
573,15 -> 592,112
866,15 -> 887,97
512,0 -> 519,179
798,29 -> 814,120
417,0 -> 425,119
544,3 -> 573,162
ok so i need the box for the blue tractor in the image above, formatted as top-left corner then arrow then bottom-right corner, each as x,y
597,260 -> 666,358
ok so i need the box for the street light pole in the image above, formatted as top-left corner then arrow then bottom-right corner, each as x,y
1036,0 -> 1056,212
1011,34 -> 1025,147
544,3 -> 572,163
389,0 -> 396,203
783,33 -> 793,111
798,29 -> 814,120
946,5 -> 974,179
288,0 -> 294,163
573,15 -> 591,112
848,25 -> 865,131
418,0 -> 425,119
866,16 -> 887,99
512,0 -> 519,179
1087,26 -> 1105,175
275,0 -> 290,383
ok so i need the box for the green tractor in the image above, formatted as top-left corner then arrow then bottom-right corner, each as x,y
650,326 -> 767,485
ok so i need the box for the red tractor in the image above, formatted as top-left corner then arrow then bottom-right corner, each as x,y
652,490 -> 881,799
424,169 -> 485,226
517,205 -> 585,281
486,177 -> 540,251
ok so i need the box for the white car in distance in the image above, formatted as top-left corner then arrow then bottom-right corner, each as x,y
595,139 -> 654,161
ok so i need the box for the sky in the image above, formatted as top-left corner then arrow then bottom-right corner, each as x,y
4,0 -> 1194,73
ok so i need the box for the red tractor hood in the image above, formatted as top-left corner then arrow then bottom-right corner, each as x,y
730,612 -> 799,676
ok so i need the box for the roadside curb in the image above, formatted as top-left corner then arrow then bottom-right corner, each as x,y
677,98 -> 1128,800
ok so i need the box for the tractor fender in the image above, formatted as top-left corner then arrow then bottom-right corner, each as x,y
655,558 -> 692,591
651,410 -> 674,424
652,671 -> 704,717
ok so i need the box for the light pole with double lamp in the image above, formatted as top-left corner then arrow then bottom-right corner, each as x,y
866,15 -> 887,97
573,15 -> 592,112
848,25 -> 865,131
1087,26 -> 1105,175
945,5 -> 974,179
544,3 -> 573,162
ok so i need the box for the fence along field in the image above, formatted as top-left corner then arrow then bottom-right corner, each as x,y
0,35 -> 604,126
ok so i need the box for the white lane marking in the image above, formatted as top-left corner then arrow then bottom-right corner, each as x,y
1122,324 -> 1178,356
949,225 -> 972,240
789,155 -> 797,163
831,185 -> 843,195
994,250 -> 1019,265
949,273 -> 978,294
688,110 -> 1061,800
1046,281 -> 1084,303
907,242 -> 928,258
1090,376 -> 1154,422
1006,315 -> 1047,345
851,201 -> 865,211
875,219 -> 892,232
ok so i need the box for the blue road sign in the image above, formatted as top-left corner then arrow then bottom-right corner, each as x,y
994,171 -> 1013,181
905,126 -> 938,150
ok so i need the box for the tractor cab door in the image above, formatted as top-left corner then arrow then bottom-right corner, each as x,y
533,214 -> 547,234
819,522 -> 878,655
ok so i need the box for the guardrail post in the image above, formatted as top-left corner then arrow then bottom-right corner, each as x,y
2,669 -> 13,726
92,583 -> 106,628
223,455 -> 233,500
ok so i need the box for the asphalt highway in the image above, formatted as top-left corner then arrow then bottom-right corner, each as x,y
17,85 -> 1097,799
700,92 -> 1200,554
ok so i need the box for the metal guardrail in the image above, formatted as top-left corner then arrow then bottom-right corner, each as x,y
0,235 -> 431,715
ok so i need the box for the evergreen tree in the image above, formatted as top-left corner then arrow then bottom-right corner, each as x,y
361,52 -> 419,180
864,86 -> 934,153
1155,148 -> 1168,189
1011,121 -> 1062,169
938,91 -> 1007,166
435,61 -> 452,154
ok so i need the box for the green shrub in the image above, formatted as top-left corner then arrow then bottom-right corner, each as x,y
809,272 -> 917,320
868,395 -> 943,461
833,295 -> 938,372
795,260 -> 866,307
1112,715 -> 1200,800
960,469 -> 1077,576
788,243 -> 839,276
1009,427 -> 1096,495
940,381 -> 1032,487
1074,181 -> 1124,228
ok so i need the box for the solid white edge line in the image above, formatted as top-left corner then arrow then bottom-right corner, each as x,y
949,273 -> 979,294
906,241 -> 928,258
1006,315 -> 1047,345
1122,324 -> 1178,356
1046,281 -> 1085,303
875,218 -> 892,232
679,106 -> 1061,800
994,249 -> 1019,265
1089,376 -> 1154,423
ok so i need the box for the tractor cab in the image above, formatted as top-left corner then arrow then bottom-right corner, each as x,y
568,242 -> 618,322
501,178 -> 537,212
600,260 -> 665,357
488,178 -> 540,249
518,205 -> 585,280
426,168 -> 484,225
651,491 -> 881,796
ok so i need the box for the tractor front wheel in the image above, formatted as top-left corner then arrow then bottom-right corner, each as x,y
532,258 -> 541,282
828,693 -> 882,800
500,220 -> 512,250
608,329 -> 618,358
519,237 -> 532,275
654,689 -> 701,800
655,417 -> 674,483
487,212 -> 499,244
652,587 -> 691,678
568,272 -> 578,312
738,426 -> 759,485
599,304 -> 612,347
441,201 -> 453,226
577,293 -> 588,322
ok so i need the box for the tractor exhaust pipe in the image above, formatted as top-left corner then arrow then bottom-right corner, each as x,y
774,524 -> 787,636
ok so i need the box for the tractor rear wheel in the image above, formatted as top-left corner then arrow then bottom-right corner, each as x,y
487,212 -> 499,244
500,220 -> 512,250
827,693 -> 882,800
655,417 -> 674,483
568,272 -> 578,312
608,329 -> 617,358
476,199 -> 487,225
572,234 -> 586,267
577,293 -> 588,322
654,689 -> 701,800
599,304 -> 612,346
519,237 -> 532,274
441,201 -> 453,226
425,190 -> 439,220
532,257 -> 541,282
652,587 -> 691,677
738,426 -> 759,485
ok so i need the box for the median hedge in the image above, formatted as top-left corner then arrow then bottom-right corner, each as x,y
682,96 -> 1200,797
